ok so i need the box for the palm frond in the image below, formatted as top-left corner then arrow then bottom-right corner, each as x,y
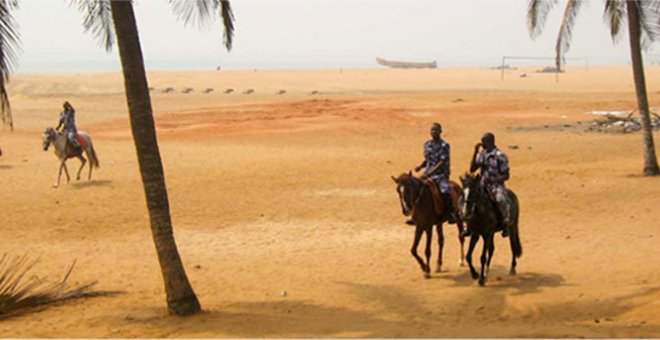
169,0 -> 235,51
527,0 -> 558,38
636,0 -> 660,48
0,254 -> 115,319
217,0 -> 234,50
0,0 -> 19,131
604,0 -> 626,42
169,0 -> 214,29
70,0 -> 115,51
555,0 -> 584,71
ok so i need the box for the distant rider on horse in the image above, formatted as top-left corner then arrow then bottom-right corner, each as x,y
409,122 -> 457,224
56,101 -> 80,150
465,132 -> 511,237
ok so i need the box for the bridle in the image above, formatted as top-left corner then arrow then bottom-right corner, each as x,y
460,175 -> 484,221
42,128 -> 56,151
397,176 -> 426,217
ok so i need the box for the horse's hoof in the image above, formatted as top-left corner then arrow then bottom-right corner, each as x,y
52,183 -> 59,188
478,277 -> 486,286
424,272 -> 431,279
471,272 -> 479,280
509,269 -> 516,276
435,267 -> 442,273
458,259 -> 465,267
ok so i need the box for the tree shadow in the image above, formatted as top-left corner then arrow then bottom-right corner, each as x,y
119,298 -> 412,338
71,180 -> 113,189
99,283 -> 660,338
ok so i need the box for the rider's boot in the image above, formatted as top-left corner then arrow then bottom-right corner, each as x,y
442,193 -> 458,224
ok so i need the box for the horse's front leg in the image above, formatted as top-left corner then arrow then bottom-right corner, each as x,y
54,160 -> 69,187
466,233 -> 479,280
62,161 -> 71,183
457,220 -> 466,267
435,223 -> 445,273
478,235 -> 492,286
423,226 -> 432,278
410,225 -> 427,276
76,155 -> 86,181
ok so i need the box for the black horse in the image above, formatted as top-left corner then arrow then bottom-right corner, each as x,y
459,173 -> 522,286
392,172 -> 465,278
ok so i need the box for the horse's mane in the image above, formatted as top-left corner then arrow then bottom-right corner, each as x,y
394,172 -> 420,186
460,172 -> 480,186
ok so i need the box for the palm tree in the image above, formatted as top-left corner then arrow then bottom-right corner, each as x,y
528,0 -> 660,176
0,0 -> 235,315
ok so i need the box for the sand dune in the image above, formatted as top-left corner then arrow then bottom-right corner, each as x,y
0,67 -> 658,338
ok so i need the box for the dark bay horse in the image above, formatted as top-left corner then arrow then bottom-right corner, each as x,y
392,172 -> 465,278
459,173 -> 522,286
42,127 -> 99,188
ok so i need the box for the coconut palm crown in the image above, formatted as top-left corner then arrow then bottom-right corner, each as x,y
528,0 -> 660,176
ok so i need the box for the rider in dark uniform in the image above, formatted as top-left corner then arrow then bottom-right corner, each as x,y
408,122 -> 456,224
465,132 -> 511,237
56,101 -> 79,149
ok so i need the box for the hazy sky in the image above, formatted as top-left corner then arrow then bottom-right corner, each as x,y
11,0 -> 658,73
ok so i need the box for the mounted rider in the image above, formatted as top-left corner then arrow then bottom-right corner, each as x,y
409,122 -> 457,224
465,132 -> 511,237
56,101 -> 80,150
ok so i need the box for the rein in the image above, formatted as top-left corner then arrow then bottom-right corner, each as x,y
406,176 -> 426,217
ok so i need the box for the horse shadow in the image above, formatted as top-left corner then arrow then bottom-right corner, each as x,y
71,179 -> 113,189
439,265 -> 566,295
0,164 -> 12,170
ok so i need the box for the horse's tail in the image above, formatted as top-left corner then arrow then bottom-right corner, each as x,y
508,189 -> 522,258
89,144 -> 100,168
80,132 -> 100,168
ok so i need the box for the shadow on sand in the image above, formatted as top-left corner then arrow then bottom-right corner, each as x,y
71,179 -> 113,189
440,265 -> 567,295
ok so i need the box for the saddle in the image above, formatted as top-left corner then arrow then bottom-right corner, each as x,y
65,134 -> 87,150
422,178 -> 460,218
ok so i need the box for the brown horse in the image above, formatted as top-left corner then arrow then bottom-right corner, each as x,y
392,172 -> 466,278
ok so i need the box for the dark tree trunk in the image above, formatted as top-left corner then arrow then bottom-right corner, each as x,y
626,0 -> 660,176
110,1 -> 201,315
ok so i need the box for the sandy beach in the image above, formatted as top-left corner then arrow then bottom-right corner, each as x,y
0,66 -> 658,338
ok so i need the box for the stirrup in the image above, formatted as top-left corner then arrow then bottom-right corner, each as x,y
405,219 -> 415,226
460,229 -> 472,237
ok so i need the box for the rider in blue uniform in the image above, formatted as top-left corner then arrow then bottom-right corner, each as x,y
407,122 -> 456,224
465,132 -> 511,237
56,101 -> 80,149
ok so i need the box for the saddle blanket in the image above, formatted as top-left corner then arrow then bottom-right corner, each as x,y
76,134 -> 88,149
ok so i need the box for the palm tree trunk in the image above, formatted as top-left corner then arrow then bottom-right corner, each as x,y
626,0 -> 660,176
110,1 -> 201,315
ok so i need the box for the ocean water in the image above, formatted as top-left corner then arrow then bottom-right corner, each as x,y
11,55 -> 642,75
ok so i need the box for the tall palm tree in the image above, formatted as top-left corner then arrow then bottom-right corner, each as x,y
528,0 -> 660,176
0,0 -> 235,315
